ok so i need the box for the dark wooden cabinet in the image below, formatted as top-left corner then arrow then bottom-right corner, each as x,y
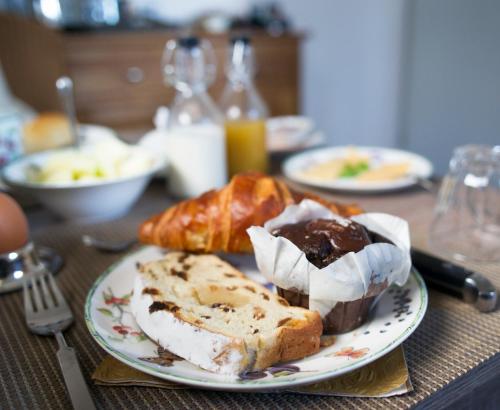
0,14 -> 302,132
63,31 -> 301,130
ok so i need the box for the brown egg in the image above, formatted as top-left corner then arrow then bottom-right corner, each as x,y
0,193 -> 29,253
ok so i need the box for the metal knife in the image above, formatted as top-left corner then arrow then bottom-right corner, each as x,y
411,248 -> 497,312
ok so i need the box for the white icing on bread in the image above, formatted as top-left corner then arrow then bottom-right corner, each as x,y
131,252 -> 322,375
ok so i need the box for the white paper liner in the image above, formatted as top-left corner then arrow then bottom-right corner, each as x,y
247,200 -> 411,318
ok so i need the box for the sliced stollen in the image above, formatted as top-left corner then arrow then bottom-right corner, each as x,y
131,252 -> 322,376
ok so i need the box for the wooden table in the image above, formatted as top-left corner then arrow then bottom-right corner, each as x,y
3,177 -> 499,409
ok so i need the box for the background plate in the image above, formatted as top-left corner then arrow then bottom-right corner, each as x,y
283,146 -> 433,192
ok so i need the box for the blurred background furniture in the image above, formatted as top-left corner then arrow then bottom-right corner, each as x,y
0,13 -> 301,132
0,12 -> 66,113
2,1 -> 500,174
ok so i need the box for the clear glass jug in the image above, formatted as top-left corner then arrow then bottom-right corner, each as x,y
219,36 -> 269,177
430,145 -> 500,262
162,36 -> 227,197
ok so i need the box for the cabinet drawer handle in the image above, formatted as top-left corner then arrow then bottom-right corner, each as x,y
126,67 -> 144,84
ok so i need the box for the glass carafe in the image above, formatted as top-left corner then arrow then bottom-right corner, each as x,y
430,145 -> 500,262
162,36 -> 227,197
219,36 -> 269,177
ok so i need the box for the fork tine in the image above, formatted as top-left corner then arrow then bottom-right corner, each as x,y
39,272 -> 55,309
30,275 -> 44,312
47,272 -> 67,308
23,278 -> 34,315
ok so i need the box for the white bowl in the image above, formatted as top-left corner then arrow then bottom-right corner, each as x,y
1,149 -> 164,223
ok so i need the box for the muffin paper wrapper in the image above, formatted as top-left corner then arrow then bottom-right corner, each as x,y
247,200 -> 411,318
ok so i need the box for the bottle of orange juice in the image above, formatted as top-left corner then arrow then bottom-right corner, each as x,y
219,36 -> 269,177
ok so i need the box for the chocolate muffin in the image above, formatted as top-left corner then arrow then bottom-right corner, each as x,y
272,218 -> 387,334
271,219 -> 372,268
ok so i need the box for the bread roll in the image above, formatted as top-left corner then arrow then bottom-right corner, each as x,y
22,112 -> 72,153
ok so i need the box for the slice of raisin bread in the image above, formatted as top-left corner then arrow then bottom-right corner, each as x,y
131,252 -> 322,375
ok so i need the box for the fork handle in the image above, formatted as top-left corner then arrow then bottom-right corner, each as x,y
56,334 -> 96,410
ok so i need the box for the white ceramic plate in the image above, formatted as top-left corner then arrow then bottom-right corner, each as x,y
78,124 -> 118,144
137,129 -> 170,177
266,116 -> 325,153
85,246 -> 427,391
283,146 -> 433,192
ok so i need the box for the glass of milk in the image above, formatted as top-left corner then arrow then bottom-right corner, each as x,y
162,36 -> 227,198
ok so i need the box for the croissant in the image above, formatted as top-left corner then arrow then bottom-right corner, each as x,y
139,172 -> 362,253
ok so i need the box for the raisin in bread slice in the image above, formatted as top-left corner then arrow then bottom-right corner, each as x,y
131,252 -> 322,375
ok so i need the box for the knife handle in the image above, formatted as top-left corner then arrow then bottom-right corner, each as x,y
411,248 -> 471,296
411,248 -> 497,312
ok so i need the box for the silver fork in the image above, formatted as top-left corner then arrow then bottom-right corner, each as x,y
23,271 -> 96,410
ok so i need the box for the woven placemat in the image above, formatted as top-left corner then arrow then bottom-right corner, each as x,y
1,185 -> 499,409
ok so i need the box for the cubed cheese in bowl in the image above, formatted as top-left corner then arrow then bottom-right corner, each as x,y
1,139 -> 166,223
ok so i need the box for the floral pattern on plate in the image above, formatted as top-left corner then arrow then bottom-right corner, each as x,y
97,288 -> 148,342
85,246 -> 427,391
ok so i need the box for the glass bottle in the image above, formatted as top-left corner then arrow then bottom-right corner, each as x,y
162,36 -> 227,197
219,36 -> 269,177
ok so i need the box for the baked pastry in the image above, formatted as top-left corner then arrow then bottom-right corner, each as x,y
23,113 -> 73,153
271,218 -> 380,333
248,199 -> 412,335
139,172 -> 362,253
131,252 -> 323,375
